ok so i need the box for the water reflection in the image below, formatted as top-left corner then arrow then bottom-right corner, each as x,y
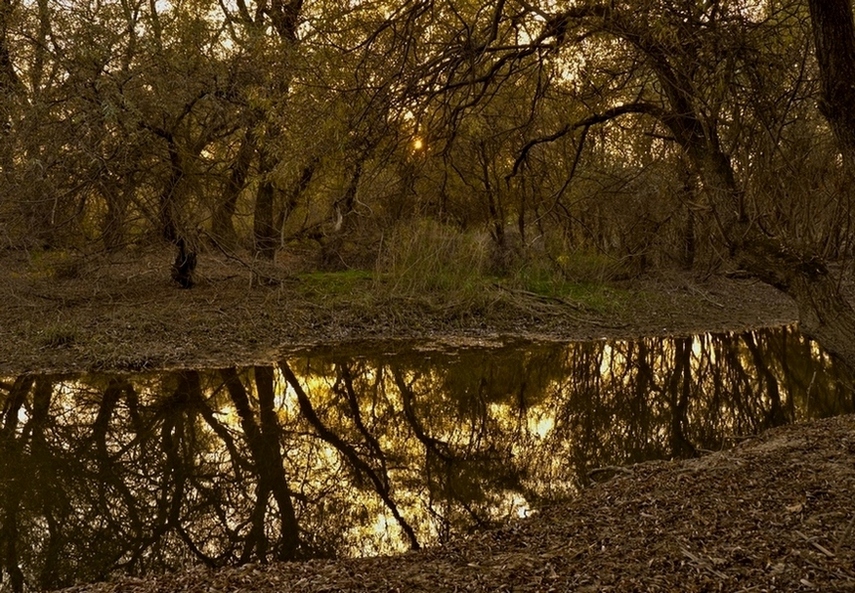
0,327 -> 851,591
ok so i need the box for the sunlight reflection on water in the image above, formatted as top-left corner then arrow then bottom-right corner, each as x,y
0,326 -> 851,590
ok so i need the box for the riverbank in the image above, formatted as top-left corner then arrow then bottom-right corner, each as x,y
59,413 -> 855,592
6,247 -> 854,591
1,247 -> 797,374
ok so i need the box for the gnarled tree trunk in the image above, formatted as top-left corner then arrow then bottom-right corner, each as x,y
629,5 -> 855,376
808,0 -> 855,168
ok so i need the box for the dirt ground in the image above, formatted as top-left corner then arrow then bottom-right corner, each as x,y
60,414 -> 855,592
0,246 -> 798,374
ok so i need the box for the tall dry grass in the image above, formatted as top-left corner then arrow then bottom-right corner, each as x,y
375,220 -> 491,299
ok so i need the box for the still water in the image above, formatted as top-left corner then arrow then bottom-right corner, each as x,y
1,326 -> 852,591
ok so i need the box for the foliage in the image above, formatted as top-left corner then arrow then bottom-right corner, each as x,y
0,0 -> 851,299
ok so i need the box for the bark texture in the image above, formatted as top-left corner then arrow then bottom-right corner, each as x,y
808,0 -> 855,166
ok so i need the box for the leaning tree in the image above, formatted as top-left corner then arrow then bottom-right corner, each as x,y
363,0 -> 855,375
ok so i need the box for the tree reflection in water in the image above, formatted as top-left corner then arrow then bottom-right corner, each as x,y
0,327 -> 851,591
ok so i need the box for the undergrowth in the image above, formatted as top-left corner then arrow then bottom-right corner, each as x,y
511,256 -> 625,313
39,322 -> 78,348
294,224 -> 630,316
375,220 -> 489,300
297,270 -> 374,300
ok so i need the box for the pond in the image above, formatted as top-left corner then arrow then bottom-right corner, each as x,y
1,326 -> 852,591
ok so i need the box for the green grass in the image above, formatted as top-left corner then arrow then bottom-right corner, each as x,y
40,323 -> 78,348
290,235 -> 636,317
28,249 -> 83,280
375,220 -> 490,300
510,255 -> 633,314
296,269 -> 374,299
289,260 -> 632,319
513,276 -> 625,313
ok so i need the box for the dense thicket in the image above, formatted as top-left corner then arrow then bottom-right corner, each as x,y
0,1 -> 827,261
2,1 -> 855,362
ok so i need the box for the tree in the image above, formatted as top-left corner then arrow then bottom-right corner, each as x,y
808,0 -> 855,167
363,0 -> 855,374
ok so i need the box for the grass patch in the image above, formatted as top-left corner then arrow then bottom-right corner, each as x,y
29,249 -> 84,280
554,251 -> 618,283
40,323 -> 78,348
296,269 -> 374,299
291,230 -> 636,318
510,255 -> 632,314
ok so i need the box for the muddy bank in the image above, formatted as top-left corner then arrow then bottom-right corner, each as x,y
0,249 -> 797,374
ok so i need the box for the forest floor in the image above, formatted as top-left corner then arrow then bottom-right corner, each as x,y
0,245 -> 798,374
60,413 -> 855,592
4,246 -> 855,591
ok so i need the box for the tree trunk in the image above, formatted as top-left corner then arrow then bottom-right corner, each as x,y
212,130 -> 254,249
253,144 -> 280,261
808,0 -> 855,168
695,147 -> 855,375
777,0 -> 855,373
100,179 -> 131,251
275,159 -> 316,241
0,0 -> 19,177
247,0 -> 304,261
157,132 -> 184,243
321,160 -> 363,268
625,23 -> 855,376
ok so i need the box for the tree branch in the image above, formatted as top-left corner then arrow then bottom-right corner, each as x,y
509,101 -> 668,178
